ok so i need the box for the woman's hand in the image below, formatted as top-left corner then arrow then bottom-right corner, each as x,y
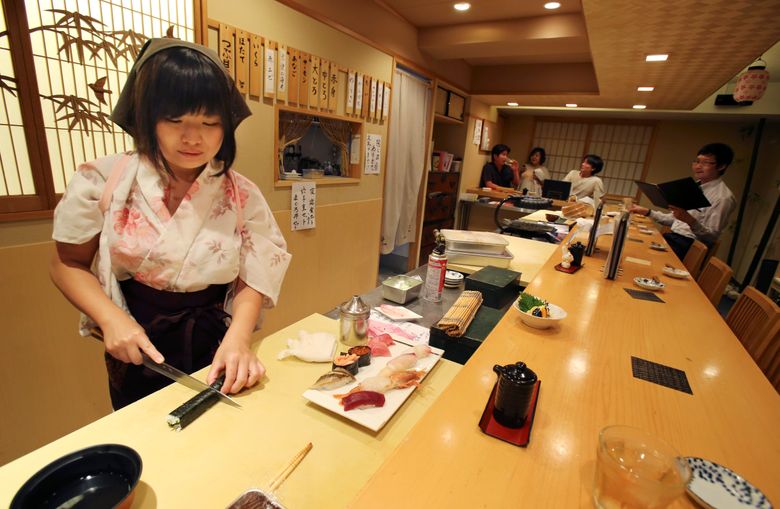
208,329 -> 265,394
101,312 -> 164,365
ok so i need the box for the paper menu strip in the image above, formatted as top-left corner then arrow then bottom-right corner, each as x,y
374,82 -> 383,122
235,29 -> 249,94
288,48 -> 299,104
382,82 -> 391,120
263,40 -> 276,99
309,55 -> 320,109
249,34 -> 263,96
218,24 -> 235,79
320,59 -> 329,110
328,63 -> 338,112
361,75 -> 370,118
369,78 -> 377,119
277,44 -> 288,102
299,52 -> 309,107
346,70 -> 355,114
354,73 -> 364,116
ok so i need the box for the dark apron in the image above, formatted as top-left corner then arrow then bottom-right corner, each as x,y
105,279 -> 229,409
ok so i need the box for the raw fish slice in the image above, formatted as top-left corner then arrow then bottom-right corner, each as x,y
310,368 -> 356,390
340,390 -> 385,411
368,320 -> 415,340
410,344 -> 432,359
386,352 -> 417,372
370,333 -> 395,346
368,337 -> 392,357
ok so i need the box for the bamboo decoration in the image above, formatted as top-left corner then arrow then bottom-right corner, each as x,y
300,52 -> 310,107
249,35 -> 263,96
320,59 -> 329,110
235,30 -> 249,94
309,56 -> 320,109
277,44 -> 288,102
263,40 -> 276,100
218,24 -> 235,79
354,73 -> 364,117
288,48 -> 300,105
437,291 -> 483,337
346,70 -> 356,115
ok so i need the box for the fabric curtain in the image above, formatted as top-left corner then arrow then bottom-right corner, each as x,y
380,68 -> 431,255
278,111 -> 313,174
319,118 -> 352,176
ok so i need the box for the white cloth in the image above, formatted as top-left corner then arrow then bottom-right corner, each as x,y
277,330 -> 337,362
380,69 -> 431,254
648,177 -> 736,246
564,170 -> 604,203
518,165 -> 550,194
53,152 -> 291,334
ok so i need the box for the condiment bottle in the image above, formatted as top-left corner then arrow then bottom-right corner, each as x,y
492,362 -> 538,428
337,295 -> 370,357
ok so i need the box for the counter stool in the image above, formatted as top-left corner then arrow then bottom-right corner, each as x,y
697,256 -> 732,307
683,240 -> 708,279
726,286 -> 780,384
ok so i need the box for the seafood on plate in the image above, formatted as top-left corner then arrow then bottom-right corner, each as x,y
334,370 -> 425,399
368,337 -> 392,357
340,391 -> 386,411
310,368 -> 356,391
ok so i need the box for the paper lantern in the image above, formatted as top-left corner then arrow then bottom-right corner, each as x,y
733,61 -> 770,103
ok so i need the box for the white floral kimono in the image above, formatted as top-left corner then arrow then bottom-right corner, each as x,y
53,152 -> 291,335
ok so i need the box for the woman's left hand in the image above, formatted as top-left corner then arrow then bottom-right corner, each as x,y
208,330 -> 265,394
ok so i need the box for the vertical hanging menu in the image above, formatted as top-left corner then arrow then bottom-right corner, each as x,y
235,30 -> 249,94
382,82 -> 391,121
328,63 -> 338,112
361,76 -> 370,118
319,59 -> 329,110
354,73 -> 364,117
218,24 -> 235,79
309,56 -> 320,109
249,35 -> 263,96
288,48 -> 300,105
369,78 -> 377,120
277,44 -> 288,103
300,52 -> 310,107
263,40 -> 276,99
346,70 -> 356,115
374,82 -> 383,122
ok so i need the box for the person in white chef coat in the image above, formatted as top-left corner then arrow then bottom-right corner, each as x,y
50,39 -> 291,409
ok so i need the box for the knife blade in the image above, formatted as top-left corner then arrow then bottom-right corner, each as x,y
89,327 -> 241,408
140,354 -> 241,408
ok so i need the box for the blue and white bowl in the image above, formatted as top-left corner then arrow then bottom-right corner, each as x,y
685,457 -> 772,509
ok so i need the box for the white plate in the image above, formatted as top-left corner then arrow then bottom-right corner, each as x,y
685,457 -> 772,509
663,266 -> 690,279
633,277 -> 665,291
650,242 -> 668,251
445,270 -> 464,281
513,301 -> 567,329
374,304 -> 423,321
302,340 -> 443,432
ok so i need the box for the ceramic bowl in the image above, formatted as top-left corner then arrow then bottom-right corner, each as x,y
634,277 -> 665,291
663,266 -> 690,279
514,301 -> 567,329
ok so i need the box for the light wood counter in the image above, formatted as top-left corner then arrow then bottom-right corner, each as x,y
447,235 -> 559,286
350,222 -> 780,507
0,314 -> 460,508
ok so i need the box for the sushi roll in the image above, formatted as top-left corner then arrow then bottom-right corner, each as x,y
347,345 -> 372,367
332,354 -> 360,375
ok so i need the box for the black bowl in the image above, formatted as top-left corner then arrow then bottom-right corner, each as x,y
11,444 -> 142,509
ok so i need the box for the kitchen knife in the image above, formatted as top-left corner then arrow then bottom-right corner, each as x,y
89,328 -> 241,408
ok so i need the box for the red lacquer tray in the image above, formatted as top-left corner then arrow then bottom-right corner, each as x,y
554,263 -> 582,274
478,380 -> 541,447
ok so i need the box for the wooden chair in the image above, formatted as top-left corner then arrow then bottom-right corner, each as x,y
725,286 -> 780,372
758,320 -> 780,392
697,256 -> 732,307
683,240 -> 708,279
703,239 -> 721,271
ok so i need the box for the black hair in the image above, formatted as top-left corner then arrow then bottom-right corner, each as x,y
528,147 -> 546,165
491,144 -> 511,158
130,47 -> 237,176
583,154 -> 604,175
698,143 -> 734,175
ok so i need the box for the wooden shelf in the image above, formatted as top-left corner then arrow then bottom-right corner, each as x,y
434,113 -> 464,125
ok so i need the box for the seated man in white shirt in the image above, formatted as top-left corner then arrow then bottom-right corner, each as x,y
563,154 -> 605,205
629,143 -> 737,261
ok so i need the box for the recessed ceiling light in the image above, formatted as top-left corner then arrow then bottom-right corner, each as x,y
507,102 -> 519,106
633,104 -> 647,109
565,103 -> 577,107
645,54 -> 668,62
544,2 -> 561,9
637,86 -> 655,92
453,2 -> 471,11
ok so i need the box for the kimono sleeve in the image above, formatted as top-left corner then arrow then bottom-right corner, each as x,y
237,178 -> 291,308
52,162 -> 107,244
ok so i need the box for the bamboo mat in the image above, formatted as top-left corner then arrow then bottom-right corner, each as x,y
437,291 -> 483,337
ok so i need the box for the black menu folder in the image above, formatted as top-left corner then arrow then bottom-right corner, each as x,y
634,177 -> 711,210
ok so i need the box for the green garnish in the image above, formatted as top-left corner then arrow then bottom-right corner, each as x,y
517,293 -> 547,312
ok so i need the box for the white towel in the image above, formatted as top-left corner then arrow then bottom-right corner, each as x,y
277,330 -> 337,362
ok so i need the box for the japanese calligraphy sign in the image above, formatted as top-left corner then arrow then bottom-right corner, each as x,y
369,78 -> 377,119
365,134 -> 382,175
382,82 -> 391,120
309,56 -> 320,109
361,75 -> 370,119
249,34 -> 263,96
291,182 -> 317,231
320,59 -> 329,110
346,70 -> 356,115
235,30 -> 249,93
328,63 -> 338,112
288,48 -> 300,104
218,24 -> 235,79
264,40 -> 276,99
374,82 -> 383,122
300,52 -> 310,107
277,44 -> 288,102
354,73 -> 364,116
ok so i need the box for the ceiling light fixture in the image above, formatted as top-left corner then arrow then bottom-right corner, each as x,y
565,103 -> 577,107
453,2 -> 471,11
645,54 -> 668,62
544,2 -> 561,9
633,104 -> 647,109
637,86 -> 655,92
507,102 -> 519,106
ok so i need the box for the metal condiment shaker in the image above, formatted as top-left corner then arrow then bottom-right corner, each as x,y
338,295 -> 370,349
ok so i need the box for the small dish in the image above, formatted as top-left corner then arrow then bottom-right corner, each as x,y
663,266 -> 690,279
638,228 -> 653,235
633,277 -> 665,291
375,304 -> 423,321
513,300 -> 567,329
650,242 -> 668,251
685,457 -> 772,509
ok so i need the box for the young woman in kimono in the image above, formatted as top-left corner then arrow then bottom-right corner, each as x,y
50,39 -> 291,409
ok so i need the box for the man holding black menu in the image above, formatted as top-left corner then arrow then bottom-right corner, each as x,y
629,143 -> 736,260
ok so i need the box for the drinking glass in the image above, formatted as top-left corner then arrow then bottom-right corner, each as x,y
593,425 -> 690,509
